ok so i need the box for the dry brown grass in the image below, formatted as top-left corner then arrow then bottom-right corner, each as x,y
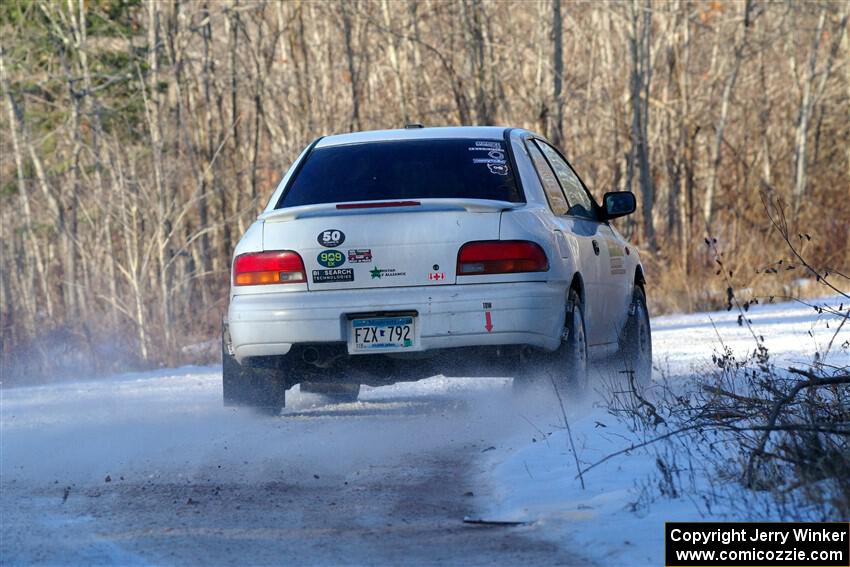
602,200 -> 850,520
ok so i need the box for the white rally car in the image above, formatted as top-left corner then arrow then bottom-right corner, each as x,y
223,126 -> 651,412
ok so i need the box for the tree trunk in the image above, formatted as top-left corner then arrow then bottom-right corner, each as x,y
341,2 -> 361,131
0,47 -> 51,325
792,9 -> 826,213
146,0 -> 173,351
382,0 -> 409,124
551,0 -> 564,147
703,0 -> 751,233
629,0 -> 656,250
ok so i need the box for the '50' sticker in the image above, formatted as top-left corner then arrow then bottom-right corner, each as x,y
317,229 -> 345,248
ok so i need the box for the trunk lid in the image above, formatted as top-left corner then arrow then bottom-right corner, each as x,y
261,202 -> 507,290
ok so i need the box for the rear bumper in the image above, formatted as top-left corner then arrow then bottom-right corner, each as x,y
227,282 -> 565,362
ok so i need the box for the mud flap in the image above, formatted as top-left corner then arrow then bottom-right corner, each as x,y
222,321 -> 286,410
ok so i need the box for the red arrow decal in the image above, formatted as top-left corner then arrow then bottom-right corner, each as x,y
484,311 -> 493,333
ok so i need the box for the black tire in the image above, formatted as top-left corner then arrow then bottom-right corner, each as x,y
513,288 -> 588,396
222,323 -> 287,414
300,382 -> 361,404
620,286 -> 652,386
551,288 -> 589,395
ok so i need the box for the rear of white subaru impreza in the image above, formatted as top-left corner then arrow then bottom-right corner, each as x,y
223,127 -> 579,412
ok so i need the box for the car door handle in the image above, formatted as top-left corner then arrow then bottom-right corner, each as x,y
592,240 -> 600,256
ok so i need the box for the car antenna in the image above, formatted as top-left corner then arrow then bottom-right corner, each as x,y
404,123 -> 424,129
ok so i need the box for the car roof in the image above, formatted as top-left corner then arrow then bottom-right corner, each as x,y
314,126 -> 512,148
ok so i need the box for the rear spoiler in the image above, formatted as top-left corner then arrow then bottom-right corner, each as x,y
259,199 -> 523,222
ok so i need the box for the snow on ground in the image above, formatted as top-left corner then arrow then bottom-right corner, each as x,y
482,296 -> 848,567
1,369 -> 567,564
1,296 -> 846,565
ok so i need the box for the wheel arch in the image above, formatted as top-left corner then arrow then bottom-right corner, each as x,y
634,265 -> 646,290
568,272 -> 585,311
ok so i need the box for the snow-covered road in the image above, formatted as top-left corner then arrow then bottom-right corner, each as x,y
1,296 -> 846,566
1,372 -> 581,565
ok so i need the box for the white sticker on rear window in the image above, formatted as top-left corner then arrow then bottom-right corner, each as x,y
487,163 -> 509,176
469,142 -> 508,174
467,144 -> 503,153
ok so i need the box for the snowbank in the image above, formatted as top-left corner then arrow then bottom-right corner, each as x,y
481,296 -> 848,566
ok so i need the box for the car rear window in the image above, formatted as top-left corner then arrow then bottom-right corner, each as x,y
275,139 -> 524,208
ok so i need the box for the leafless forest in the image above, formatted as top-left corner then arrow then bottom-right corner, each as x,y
1,0 -> 848,381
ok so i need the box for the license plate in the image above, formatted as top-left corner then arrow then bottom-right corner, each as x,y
348,316 -> 417,354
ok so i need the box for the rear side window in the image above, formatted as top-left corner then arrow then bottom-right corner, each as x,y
276,139 -> 524,208
526,141 -> 569,216
535,141 -> 596,220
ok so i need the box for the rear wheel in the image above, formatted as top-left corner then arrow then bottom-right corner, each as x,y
300,382 -> 361,404
222,323 -> 287,414
552,288 -> 589,395
515,288 -> 588,396
620,286 -> 652,386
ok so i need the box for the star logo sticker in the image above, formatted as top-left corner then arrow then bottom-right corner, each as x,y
370,267 -> 382,279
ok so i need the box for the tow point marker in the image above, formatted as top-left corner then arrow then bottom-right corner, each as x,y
484,311 -> 493,333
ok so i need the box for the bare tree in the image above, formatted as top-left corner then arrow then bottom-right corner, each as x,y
628,0 -> 656,250
702,0 -> 751,232
1,0 -> 847,378
550,0 -> 564,147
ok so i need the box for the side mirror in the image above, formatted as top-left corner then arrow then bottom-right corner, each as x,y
602,191 -> 636,220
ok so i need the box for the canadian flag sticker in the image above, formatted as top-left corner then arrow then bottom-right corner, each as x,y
428,272 -> 446,281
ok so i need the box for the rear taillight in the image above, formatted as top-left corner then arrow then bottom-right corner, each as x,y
233,251 -> 306,286
457,240 -> 549,275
